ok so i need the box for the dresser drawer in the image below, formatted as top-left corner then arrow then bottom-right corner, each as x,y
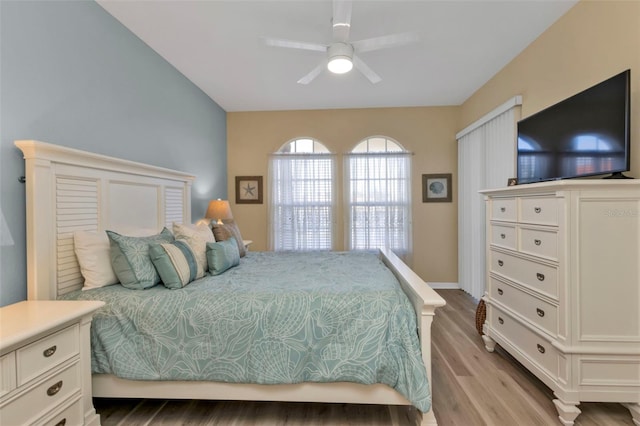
1,362 -> 80,426
37,398 -> 83,426
491,198 -> 517,222
519,196 -> 559,225
490,307 -> 559,378
490,250 -> 558,298
490,223 -> 517,250
519,227 -> 558,260
490,277 -> 558,335
0,352 -> 16,398
17,324 -> 79,386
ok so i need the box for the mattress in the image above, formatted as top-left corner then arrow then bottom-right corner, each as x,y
61,251 -> 431,411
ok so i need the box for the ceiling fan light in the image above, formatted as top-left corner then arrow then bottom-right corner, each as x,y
328,56 -> 353,74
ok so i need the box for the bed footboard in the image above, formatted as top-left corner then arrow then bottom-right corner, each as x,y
379,248 -> 446,425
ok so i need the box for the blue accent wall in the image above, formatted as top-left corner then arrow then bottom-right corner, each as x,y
0,1 -> 227,306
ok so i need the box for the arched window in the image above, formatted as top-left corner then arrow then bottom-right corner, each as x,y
269,138 -> 335,251
345,136 -> 412,258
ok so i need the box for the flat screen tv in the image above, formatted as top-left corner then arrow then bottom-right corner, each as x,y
517,69 -> 631,184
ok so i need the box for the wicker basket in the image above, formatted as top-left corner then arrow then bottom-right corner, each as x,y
475,299 -> 486,335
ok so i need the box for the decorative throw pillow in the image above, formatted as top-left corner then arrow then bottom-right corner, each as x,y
149,240 -> 204,289
206,238 -> 240,275
172,222 -> 215,273
74,231 -> 119,290
211,219 -> 246,257
107,228 -> 174,290
74,228 -> 162,290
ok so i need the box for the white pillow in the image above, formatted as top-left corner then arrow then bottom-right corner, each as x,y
172,222 -> 215,273
74,231 -> 118,290
74,228 -> 160,290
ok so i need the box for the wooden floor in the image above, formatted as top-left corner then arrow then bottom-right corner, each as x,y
94,290 -> 635,426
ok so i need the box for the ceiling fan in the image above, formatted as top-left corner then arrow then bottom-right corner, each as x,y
262,0 -> 418,84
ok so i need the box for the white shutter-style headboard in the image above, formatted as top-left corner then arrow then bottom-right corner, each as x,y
16,140 -> 195,300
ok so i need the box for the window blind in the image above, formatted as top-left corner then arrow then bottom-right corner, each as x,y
345,152 -> 412,258
269,153 -> 336,251
458,98 -> 519,299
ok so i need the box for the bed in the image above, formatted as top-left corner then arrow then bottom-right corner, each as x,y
16,139 -> 446,426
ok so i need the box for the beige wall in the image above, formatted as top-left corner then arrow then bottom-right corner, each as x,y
460,0 -> 640,178
227,107 -> 459,283
227,0 -> 639,286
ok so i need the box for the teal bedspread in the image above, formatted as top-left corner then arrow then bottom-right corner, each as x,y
61,251 -> 431,411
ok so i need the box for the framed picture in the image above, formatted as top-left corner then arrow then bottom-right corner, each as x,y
507,177 -> 518,186
422,173 -> 452,203
235,176 -> 263,204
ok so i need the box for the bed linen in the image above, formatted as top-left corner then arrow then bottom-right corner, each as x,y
61,251 -> 431,411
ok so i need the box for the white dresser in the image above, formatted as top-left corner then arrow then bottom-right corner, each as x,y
480,180 -> 640,426
0,300 -> 104,426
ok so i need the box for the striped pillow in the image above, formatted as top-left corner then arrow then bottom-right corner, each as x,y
172,222 -> 215,273
149,240 -> 204,289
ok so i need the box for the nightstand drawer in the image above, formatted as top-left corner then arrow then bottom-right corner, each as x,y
519,196 -> 559,225
2,362 -> 81,426
490,277 -> 558,335
491,198 -> 517,222
37,398 -> 83,426
490,250 -> 558,298
17,324 -> 79,386
490,307 -> 559,378
519,227 -> 558,260
490,223 -> 517,250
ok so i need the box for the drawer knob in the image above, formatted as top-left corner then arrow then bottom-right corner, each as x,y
43,345 -> 57,358
500,207 -> 506,212
534,207 -> 542,214
498,317 -> 504,325
536,308 -> 545,317
537,344 -> 546,354
500,233 -> 506,239
497,288 -> 503,296
498,260 -> 504,267
47,380 -> 63,396
534,239 -> 542,246
536,273 -> 545,281
55,419 -> 67,426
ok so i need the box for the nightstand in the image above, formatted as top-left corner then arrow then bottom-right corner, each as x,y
0,300 -> 104,426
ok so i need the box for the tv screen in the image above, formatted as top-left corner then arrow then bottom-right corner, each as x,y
517,69 -> 630,184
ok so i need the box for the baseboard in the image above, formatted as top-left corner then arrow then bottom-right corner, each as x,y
427,282 -> 460,290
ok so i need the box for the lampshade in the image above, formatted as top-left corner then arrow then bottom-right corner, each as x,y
327,42 -> 354,74
0,208 -> 14,246
205,199 -> 233,224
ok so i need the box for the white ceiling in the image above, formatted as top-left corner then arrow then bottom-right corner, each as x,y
97,0 -> 577,112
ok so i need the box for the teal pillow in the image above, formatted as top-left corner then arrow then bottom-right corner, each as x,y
149,240 -> 204,289
107,228 -> 174,290
206,237 -> 240,276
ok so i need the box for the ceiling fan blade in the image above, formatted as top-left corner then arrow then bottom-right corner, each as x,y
353,56 -> 381,84
332,0 -> 352,42
297,62 -> 325,85
262,36 -> 327,52
352,32 -> 419,53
